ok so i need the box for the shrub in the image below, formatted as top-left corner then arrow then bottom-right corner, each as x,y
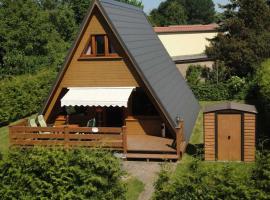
252,151 -> 270,198
186,65 -> 204,85
153,156 -> 270,200
0,69 -> 56,124
0,148 -> 125,200
257,59 -> 270,103
190,83 -> 231,101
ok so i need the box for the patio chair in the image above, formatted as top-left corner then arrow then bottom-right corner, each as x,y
87,118 -> 96,127
29,118 -> 38,127
37,115 -> 47,127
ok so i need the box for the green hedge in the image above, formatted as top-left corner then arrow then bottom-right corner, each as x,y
190,83 -> 231,101
153,152 -> 270,200
0,148 -> 125,200
0,69 -> 56,124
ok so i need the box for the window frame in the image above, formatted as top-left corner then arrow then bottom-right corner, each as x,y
80,34 -> 118,58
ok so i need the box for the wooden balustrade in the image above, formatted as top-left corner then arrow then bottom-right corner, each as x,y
176,120 -> 185,159
9,126 -> 124,150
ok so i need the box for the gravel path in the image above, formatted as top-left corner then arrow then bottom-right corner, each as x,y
122,161 -> 177,200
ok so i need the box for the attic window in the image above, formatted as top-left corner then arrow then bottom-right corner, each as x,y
81,34 -> 118,58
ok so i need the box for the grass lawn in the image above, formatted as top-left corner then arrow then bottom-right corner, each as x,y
0,125 -> 9,155
174,100 -> 254,178
0,115 -> 36,156
125,177 -> 145,200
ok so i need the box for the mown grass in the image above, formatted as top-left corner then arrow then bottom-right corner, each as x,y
0,115 -> 36,156
0,125 -> 9,155
125,177 -> 145,200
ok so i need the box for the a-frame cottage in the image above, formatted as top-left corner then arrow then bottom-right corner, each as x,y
9,0 -> 200,160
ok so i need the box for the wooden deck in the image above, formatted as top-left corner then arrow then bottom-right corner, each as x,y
127,135 -> 176,153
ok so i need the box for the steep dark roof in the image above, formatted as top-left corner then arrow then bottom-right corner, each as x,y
98,0 -> 200,140
204,102 -> 258,114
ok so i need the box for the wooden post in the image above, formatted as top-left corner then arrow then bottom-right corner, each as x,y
122,126 -> 127,155
176,120 -> 184,159
64,126 -> 69,149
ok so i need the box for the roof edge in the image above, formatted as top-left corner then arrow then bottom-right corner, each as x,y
40,0 -> 98,115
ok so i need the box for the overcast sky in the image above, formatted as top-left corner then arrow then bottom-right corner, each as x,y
142,0 -> 229,13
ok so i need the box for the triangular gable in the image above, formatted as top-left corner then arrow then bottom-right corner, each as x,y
41,0 -> 200,141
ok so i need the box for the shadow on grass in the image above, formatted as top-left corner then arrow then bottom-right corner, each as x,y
185,143 -> 204,160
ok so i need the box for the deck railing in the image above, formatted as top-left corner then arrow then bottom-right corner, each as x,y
9,125 -> 126,150
176,121 -> 186,159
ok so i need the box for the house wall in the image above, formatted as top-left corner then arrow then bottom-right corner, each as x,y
44,8 -> 138,120
125,116 -> 162,136
157,32 -> 217,57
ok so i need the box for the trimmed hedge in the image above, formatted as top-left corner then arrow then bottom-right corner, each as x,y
0,69 -> 56,124
190,83 -> 231,101
0,148 -> 125,200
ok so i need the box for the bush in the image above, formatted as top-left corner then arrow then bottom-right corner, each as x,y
0,148 -> 125,200
0,69 -> 56,124
190,83 -> 231,101
186,65 -> 204,85
257,59 -> 270,103
186,64 -> 251,101
153,154 -> 270,200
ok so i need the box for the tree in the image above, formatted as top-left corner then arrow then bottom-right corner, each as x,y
182,0 -> 216,24
206,0 -> 270,77
66,0 -> 143,25
0,0 -> 68,77
149,0 -> 187,26
257,59 -> 270,104
149,0 -> 215,26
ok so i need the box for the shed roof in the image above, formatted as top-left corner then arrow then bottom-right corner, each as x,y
204,102 -> 258,114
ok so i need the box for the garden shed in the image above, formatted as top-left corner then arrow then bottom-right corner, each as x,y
204,102 -> 257,162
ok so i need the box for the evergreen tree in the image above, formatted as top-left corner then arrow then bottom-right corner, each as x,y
149,0 -> 215,26
149,0 -> 187,26
182,0 -> 215,24
206,0 -> 270,77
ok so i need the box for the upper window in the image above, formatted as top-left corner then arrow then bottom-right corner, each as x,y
81,34 -> 117,58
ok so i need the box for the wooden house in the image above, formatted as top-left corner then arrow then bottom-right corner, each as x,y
204,102 -> 257,162
9,0 -> 200,160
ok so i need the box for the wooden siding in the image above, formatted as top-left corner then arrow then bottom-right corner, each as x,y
244,113 -> 256,162
204,113 -> 215,161
62,9 -> 138,87
125,116 -> 161,136
44,7 -> 138,120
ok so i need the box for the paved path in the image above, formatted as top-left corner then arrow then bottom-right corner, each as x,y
122,161 -> 177,200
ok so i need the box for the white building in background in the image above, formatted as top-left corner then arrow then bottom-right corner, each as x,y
154,24 -> 218,76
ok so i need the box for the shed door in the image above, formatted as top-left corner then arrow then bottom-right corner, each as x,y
217,114 -> 241,161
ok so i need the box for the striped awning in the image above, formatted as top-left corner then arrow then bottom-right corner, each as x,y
61,87 -> 135,107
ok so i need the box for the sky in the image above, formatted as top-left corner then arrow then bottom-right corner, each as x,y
142,0 -> 229,13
